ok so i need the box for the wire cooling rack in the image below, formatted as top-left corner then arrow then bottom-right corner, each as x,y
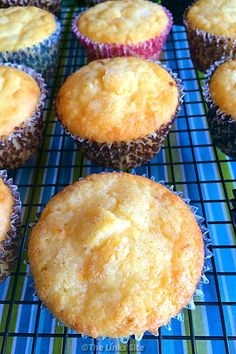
1,1 -> 236,353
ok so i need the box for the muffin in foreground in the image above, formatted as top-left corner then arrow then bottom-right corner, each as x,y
0,6 -> 61,77
72,0 -> 173,61
184,0 -> 236,72
0,0 -> 61,16
28,172 -> 204,338
0,170 -> 21,283
0,63 -> 47,169
56,57 -> 183,169
203,58 -> 236,158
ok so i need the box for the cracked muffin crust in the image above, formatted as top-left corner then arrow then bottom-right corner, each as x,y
56,57 -> 179,143
0,6 -> 57,51
29,172 -> 204,338
186,0 -> 236,39
77,0 -> 170,45
0,65 -> 40,138
209,58 -> 236,119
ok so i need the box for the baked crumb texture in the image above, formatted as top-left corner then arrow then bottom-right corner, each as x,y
77,0 -> 169,45
184,0 -> 236,71
187,0 -> 236,39
57,57 -> 179,143
0,177 -> 14,243
57,57 -> 178,143
29,173 -> 204,338
0,7 -> 60,78
0,63 -> 47,169
203,58 -> 236,158
209,59 -> 236,119
0,65 -> 40,137
57,57 -> 182,169
0,170 -> 21,283
73,0 -> 172,61
0,6 -> 57,51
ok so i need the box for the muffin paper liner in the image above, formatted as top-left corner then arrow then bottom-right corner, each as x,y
56,63 -> 184,169
0,62 -> 47,169
0,0 -> 61,16
72,7 -> 173,61
0,170 -> 21,283
202,57 -> 236,159
27,176 -> 212,339
0,18 -> 61,79
183,4 -> 236,72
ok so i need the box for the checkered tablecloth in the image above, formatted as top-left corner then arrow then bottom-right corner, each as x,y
0,1 -> 236,353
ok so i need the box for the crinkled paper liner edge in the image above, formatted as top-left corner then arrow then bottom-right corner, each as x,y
0,170 -> 22,283
56,62 -> 184,169
0,62 -> 47,169
27,175 -> 212,342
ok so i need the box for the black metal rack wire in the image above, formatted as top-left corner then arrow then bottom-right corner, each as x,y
0,1 -> 236,353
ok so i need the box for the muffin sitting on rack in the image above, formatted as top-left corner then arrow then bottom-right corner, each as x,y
0,170 -> 21,283
73,0 -> 173,61
56,56 -> 184,169
184,0 -> 236,71
29,172 -> 205,338
203,58 -> 236,158
0,63 -> 47,169
0,6 -> 61,77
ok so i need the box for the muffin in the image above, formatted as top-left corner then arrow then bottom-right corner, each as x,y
28,172 -> 204,338
184,0 -> 236,72
0,6 -> 61,77
0,170 -> 21,283
0,0 -> 61,16
203,57 -> 236,158
0,63 -> 47,169
72,0 -> 173,61
56,57 -> 184,169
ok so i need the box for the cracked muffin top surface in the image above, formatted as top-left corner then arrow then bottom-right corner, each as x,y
29,172 -> 204,338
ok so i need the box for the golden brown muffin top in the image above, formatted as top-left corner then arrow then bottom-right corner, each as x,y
0,6 -> 57,51
209,59 -> 236,119
77,0 -> 169,45
0,66 -> 40,138
29,173 -> 204,338
56,57 -> 179,143
186,0 -> 236,39
0,178 -> 14,243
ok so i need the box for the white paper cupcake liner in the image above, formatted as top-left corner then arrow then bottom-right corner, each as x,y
0,62 -> 47,169
72,7 -> 173,61
202,56 -> 236,158
56,62 -> 184,169
183,4 -> 236,72
0,170 -> 21,283
0,0 -> 61,16
27,176 -> 212,340
0,18 -> 61,79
